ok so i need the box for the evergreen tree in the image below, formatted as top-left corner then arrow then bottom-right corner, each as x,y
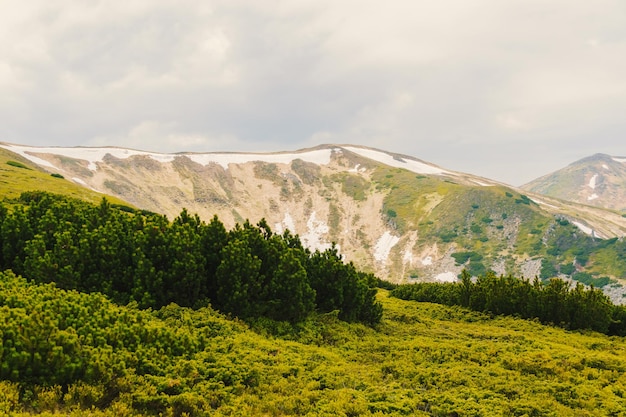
264,248 -> 315,322
201,215 -> 229,301
215,238 -> 262,318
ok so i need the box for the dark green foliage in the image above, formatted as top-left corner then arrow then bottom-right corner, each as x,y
0,271 -> 198,387
215,237 -> 263,318
50,173 -> 64,179
540,258 -> 558,279
306,245 -> 382,324
467,261 -> 487,277
572,272 -> 613,288
391,282 -> 460,305
439,230 -> 458,243
6,161 -> 31,169
470,223 -> 483,234
373,277 -> 398,290
392,270 -> 620,335
451,251 -> 482,265
0,191 -> 381,326
560,263 -> 576,275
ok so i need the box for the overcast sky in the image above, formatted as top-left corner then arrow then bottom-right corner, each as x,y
1,1 -> 625,185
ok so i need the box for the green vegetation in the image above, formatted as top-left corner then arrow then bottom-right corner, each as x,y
2,274 -> 626,416
515,194 -> 533,205
540,218 -> 626,281
371,167 -> 552,261
331,173 -> 369,201
0,148 -> 131,207
6,161 -> 31,170
451,251 -> 483,264
2,158 -> 626,415
336,162 -> 626,285
0,191 -> 381,325
393,270 -> 626,335
572,272 -> 614,288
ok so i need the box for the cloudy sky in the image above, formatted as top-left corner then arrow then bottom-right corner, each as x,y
1,1 -> 625,185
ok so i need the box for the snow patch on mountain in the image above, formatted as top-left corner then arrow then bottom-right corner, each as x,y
572,221 -> 594,236
471,179 -> 494,186
348,163 -> 367,173
588,194 -> 599,201
402,249 -> 414,264
613,157 -> 626,163
343,146 -> 447,175
602,164 -> 609,170
1,144 -> 177,171
274,212 -> 296,235
0,143 -> 334,172
374,231 -> 400,263
435,272 -> 457,282
301,212 -> 332,252
588,174 -> 598,189
529,197 -> 559,209
2,145 -> 58,169
72,177 -> 100,193
185,149 -> 333,169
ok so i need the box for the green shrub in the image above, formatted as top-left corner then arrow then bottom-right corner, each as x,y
559,263 -> 575,275
6,160 -> 30,169
451,252 -> 482,265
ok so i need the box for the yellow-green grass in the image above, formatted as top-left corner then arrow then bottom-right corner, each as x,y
2,287 -> 625,416
0,148 -> 133,207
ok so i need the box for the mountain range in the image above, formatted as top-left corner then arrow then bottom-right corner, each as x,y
2,142 -> 625,303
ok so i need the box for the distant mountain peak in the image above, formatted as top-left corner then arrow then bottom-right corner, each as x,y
576,153 -> 614,164
523,153 -> 626,212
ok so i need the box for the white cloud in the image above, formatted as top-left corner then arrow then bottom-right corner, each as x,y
0,1 -> 624,185
88,120 -> 228,153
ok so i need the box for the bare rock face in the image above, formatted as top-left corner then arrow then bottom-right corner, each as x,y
3,142 -> 626,303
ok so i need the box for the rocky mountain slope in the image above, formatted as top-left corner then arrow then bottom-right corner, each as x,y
522,153 -> 626,213
2,142 -> 626,302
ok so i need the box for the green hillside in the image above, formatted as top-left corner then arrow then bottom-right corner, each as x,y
0,148 -> 132,207
2,272 -> 626,416
371,165 -> 626,289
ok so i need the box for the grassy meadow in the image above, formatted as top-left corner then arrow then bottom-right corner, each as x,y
1,275 -> 625,416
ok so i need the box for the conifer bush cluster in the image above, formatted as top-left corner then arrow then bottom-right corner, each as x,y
392,270 -> 626,335
0,192 -> 382,325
